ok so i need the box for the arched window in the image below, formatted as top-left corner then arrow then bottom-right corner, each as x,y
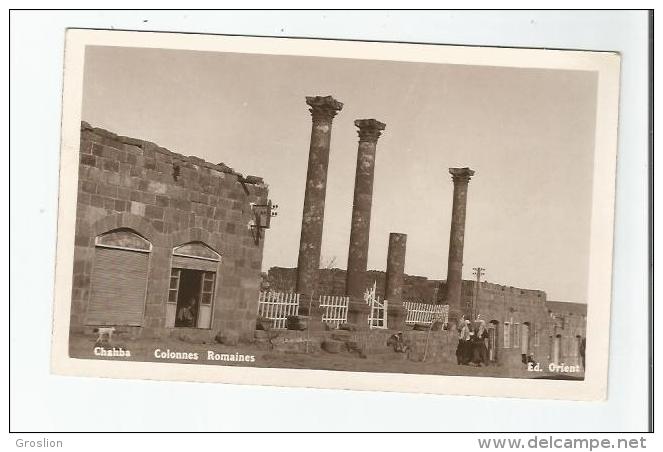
166,242 -> 221,329
533,323 -> 541,347
521,322 -> 531,355
503,322 -> 511,348
488,320 -> 499,361
512,322 -> 521,349
87,229 -> 151,326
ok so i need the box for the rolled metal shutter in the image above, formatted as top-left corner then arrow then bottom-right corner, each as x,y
86,247 -> 149,326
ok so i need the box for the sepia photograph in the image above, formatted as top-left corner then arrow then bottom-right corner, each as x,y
51,29 -> 620,400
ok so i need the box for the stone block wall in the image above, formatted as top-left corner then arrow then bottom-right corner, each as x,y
257,328 -> 458,364
465,283 -> 586,368
463,282 -> 551,366
266,266 -> 444,303
545,301 -> 587,367
71,122 -> 268,341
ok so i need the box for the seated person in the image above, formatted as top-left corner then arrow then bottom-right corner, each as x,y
176,297 -> 198,327
387,331 -> 409,353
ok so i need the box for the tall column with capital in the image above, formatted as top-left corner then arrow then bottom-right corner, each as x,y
296,96 -> 344,297
345,119 -> 386,300
445,167 -> 475,316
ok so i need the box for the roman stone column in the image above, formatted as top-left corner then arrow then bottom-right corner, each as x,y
296,95 -> 343,297
345,119 -> 386,299
445,167 -> 475,317
385,232 -> 408,330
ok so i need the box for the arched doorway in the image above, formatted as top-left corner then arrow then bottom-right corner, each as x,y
488,320 -> 499,362
521,322 -> 531,358
552,334 -> 562,364
166,242 -> 221,329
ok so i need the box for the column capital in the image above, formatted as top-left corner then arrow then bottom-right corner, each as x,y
355,119 -> 386,143
306,95 -> 344,123
449,167 -> 475,184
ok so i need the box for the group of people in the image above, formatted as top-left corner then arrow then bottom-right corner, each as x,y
455,318 -> 490,366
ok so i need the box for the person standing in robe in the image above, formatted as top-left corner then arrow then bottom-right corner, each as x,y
472,320 -> 490,366
456,319 -> 472,365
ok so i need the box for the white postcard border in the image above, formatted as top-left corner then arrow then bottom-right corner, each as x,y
51,29 -> 621,401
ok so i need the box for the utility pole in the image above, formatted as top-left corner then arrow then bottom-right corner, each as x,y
471,267 -> 485,320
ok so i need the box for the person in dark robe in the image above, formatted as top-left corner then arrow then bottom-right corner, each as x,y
456,319 -> 472,365
471,320 -> 490,366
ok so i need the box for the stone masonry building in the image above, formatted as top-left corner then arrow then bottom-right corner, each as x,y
70,122 -> 269,341
265,266 -> 586,369
464,282 -> 587,369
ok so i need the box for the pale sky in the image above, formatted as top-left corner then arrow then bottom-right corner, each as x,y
81,45 -> 597,303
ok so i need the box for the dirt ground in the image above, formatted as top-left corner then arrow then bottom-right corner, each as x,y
68,333 -> 583,380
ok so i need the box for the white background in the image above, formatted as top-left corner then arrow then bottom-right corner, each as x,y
9,10 -> 650,432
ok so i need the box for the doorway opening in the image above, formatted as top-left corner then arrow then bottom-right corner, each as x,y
553,334 -> 562,364
521,322 -> 531,363
488,320 -> 499,362
169,268 -> 216,329
174,270 -> 202,327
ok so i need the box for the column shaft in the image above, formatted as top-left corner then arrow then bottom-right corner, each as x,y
385,233 -> 407,303
296,96 -> 343,296
345,119 -> 386,299
445,167 -> 475,315
385,232 -> 408,330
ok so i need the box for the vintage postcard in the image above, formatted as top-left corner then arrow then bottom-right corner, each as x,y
51,29 -> 620,400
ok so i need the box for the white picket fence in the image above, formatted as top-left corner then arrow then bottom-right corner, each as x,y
319,295 -> 350,328
259,291 -> 448,331
365,282 -> 388,329
257,291 -> 300,329
403,301 -> 449,326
